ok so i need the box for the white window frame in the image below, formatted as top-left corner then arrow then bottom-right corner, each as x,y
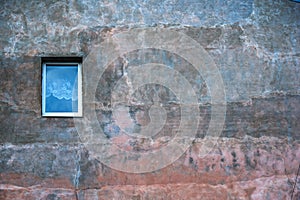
42,62 -> 82,117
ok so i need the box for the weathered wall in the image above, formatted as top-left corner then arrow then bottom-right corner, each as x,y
0,0 -> 300,199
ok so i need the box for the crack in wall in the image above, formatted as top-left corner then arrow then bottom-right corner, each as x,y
74,148 -> 82,190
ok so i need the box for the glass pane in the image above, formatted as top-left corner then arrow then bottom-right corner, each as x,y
45,65 -> 78,112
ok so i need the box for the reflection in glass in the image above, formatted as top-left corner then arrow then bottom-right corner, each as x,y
45,66 -> 78,112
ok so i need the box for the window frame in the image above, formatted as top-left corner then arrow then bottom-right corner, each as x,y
42,62 -> 83,117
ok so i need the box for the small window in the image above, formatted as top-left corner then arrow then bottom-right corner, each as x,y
42,58 -> 82,117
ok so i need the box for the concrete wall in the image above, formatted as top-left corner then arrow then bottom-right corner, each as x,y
0,0 -> 299,199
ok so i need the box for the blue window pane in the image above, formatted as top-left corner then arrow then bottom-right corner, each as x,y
45,66 -> 78,112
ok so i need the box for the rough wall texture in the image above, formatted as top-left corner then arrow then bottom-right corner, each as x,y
0,0 -> 300,199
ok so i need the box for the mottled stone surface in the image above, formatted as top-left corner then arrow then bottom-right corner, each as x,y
0,185 -> 76,200
75,136 -> 299,188
0,0 -> 300,199
77,176 -> 297,200
0,137 -> 299,199
0,144 -> 82,189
